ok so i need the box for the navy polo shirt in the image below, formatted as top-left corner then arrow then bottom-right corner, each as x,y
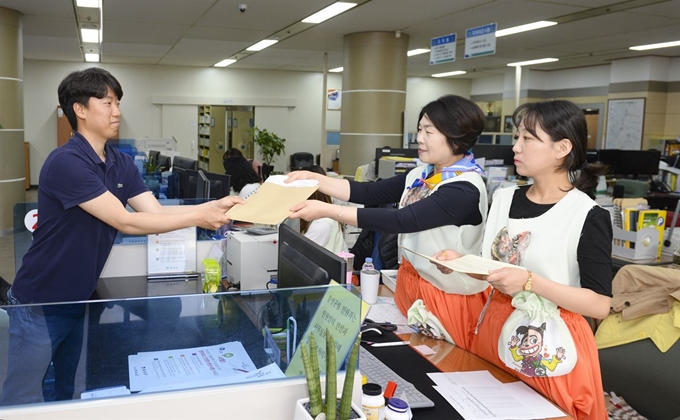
12,132 -> 148,303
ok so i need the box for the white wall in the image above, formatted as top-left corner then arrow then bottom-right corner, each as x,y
23,60 -> 478,180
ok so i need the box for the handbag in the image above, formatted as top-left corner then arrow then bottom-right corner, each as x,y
498,291 -> 577,377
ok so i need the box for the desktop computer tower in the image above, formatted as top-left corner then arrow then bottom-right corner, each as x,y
225,231 -> 278,290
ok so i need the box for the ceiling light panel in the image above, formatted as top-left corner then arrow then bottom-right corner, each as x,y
302,2 -> 358,24
630,40 -> 680,51
214,59 -> 237,68
246,40 -> 279,51
507,58 -> 559,66
76,0 -> 99,8
495,21 -> 557,37
407,49 -> 430,57
432,71 -> 466,78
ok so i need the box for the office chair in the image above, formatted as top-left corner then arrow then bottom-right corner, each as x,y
289,152 -> 314,171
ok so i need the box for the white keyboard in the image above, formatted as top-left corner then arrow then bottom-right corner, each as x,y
359,347 -> 434,409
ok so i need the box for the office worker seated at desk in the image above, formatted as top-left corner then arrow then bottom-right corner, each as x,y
288,95 -> 490,350
224,154 -> 262,199
1,68 -> 244,407
434,100 -> 612,419
296,165 -> 349,254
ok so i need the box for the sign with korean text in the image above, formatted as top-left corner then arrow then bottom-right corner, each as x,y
285,285 -> 363,377
430,33 -> 457,65
464,23 -> 497,59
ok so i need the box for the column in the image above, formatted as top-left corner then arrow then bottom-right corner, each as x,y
0,7 -> 24,236
339,32 -> 409,175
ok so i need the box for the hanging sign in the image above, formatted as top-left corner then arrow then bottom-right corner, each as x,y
464,23 -> 497,59
430,33 -> 457,65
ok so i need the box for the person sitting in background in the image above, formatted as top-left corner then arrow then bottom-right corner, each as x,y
223,147 -> 262,181
297,165 -> 348,254
224,155 -> 261,199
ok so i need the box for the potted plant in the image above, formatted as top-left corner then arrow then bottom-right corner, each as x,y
294,330 -> 365,420
142,155 -> 162,198
253,126 -> 286,179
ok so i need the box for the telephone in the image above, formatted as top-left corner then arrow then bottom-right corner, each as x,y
650,180 -> 672,193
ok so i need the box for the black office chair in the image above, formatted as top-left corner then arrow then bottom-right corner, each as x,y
290,152 -> 314,171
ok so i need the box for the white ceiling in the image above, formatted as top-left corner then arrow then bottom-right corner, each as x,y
1,0 -> 679,79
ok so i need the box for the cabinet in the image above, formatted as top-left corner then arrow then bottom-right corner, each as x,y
197,105 -> 226,173
24,142 -> 30,189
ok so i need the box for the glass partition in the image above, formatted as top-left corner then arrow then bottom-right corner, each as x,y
0,284 -> 362,410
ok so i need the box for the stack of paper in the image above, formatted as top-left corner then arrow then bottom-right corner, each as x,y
427,371 -> 565,419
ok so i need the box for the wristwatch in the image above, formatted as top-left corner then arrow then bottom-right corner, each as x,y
523,270 -> 533,291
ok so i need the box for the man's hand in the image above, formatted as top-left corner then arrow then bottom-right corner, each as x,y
289,200 -> 332,221
213,195 -> 246,212
198,196 -> 246,230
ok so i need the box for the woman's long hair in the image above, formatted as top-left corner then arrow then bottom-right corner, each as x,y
223,156 -> 261,193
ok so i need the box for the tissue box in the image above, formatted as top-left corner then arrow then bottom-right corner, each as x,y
380,269 -> 398,293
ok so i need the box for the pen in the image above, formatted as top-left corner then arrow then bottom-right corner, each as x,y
370,341 -> 410,348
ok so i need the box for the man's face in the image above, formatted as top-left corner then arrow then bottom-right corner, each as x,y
518,329 -> 543,357
78,87 -> 121,141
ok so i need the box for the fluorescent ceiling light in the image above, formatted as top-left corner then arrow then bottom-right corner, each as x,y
214,59 -> 237,68
329,67 -> 343,73
495,21 -> 556,37
507,57 -> 558,67
84,53 -> 99,62
407,48 -> 430,57
630,40 -> 680,51
81,28 -> 99,43
302,2 -> 357,24
246,39 -> 278,51
76,0 -> 99,7
432,71 -> 466,78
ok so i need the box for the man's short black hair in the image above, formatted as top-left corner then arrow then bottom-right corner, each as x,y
57,67 -> 124,130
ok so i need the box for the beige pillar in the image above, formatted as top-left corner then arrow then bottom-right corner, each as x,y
0,7 -> 24,236
339,32 -> 409,175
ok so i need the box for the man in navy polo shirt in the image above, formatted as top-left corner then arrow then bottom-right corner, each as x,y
0,67 -> 244,405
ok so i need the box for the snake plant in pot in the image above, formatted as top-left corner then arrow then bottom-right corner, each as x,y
294,330 -> 365,420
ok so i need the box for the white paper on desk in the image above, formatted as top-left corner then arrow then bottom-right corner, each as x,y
434,384 -> 541,419
138,363 -> 285,394
366,298 -> 414,334
503,381 -> 565,418
128,341 -> 255,392
402,247 -> 526,275
427,371 -> 501,387
264,174 -> 320,188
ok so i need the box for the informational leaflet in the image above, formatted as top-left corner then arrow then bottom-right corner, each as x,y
401,247 -> 525,275
128,341 -> 256,392
147,226 -> 197,276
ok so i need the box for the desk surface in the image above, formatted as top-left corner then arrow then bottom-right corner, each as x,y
377,286 -> 573,420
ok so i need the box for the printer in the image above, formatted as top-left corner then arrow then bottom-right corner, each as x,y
226,230 -> 278,290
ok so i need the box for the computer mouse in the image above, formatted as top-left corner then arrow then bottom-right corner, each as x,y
361,326 -> 383,337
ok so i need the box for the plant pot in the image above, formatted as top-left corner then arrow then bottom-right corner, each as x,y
143,172 -> 161,198
294,397 -> 367,420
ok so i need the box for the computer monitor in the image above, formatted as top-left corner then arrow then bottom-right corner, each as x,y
183,169 -> 210,200
202,171 -> 231,199
599,149 -> 660,178
277,224 -> 347,289
148,150 -> 161,165
172,155 -> 198,171
586,149 -> 599,163
374,147 -> 419,176
471,144 -> 515,166
157,154 -> 172,171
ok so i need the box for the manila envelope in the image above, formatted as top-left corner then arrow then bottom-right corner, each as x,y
226,178 -> 319,225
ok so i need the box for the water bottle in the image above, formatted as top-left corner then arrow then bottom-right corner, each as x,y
360,257 -> 380,304
361,257 -> 375,272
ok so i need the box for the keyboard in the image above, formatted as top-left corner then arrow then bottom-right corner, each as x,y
246,226 -> 278,235
359,347 -> 434,409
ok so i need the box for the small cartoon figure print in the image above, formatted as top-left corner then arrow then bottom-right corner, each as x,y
508,323 -> 565,377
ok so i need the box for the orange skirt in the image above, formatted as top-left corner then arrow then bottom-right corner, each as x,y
394,259 -> 490,351
470,292 -> 607,420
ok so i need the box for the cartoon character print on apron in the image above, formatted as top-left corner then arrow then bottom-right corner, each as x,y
490,227 -> 578,377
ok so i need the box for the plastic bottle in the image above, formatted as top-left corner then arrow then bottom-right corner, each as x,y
361,383 -> 385,420
361,257 -> 375,272
384,398 -> 410,420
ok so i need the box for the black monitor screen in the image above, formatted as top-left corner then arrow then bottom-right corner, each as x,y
203,171 -> 231,199
157,154 -> 172,171
471,144 -> 515,166
183,169 -> 210,199
599,149 -> 660,177
172,155 -> 198,170
148,150 -> 161,165
277,224 -> 346,289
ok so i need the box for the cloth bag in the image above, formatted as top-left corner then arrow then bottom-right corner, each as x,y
498,291 -> 577,377
407,299 -> 454,344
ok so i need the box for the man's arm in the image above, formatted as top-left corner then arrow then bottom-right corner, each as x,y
79,191 -> 243,234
